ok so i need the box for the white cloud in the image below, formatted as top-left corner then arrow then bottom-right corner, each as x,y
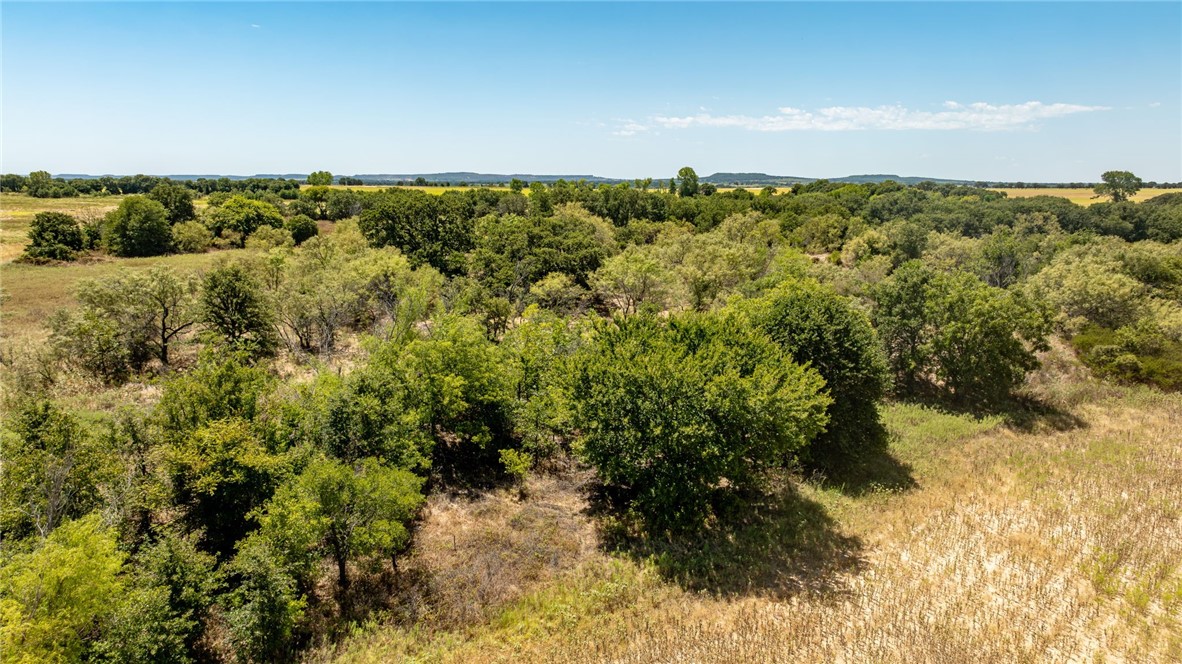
251,24 -> 261,28
612,121 -> 650,137
644,101 -> 1108,133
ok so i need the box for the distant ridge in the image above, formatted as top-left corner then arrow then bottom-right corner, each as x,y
701,172 -> 975,186
52,171 -> 978,186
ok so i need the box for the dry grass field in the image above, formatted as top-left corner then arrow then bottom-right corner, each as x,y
319,345 -> 1182,663
991,187 -> 1182,206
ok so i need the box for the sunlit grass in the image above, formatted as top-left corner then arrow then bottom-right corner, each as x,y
990,187 -> 1182,206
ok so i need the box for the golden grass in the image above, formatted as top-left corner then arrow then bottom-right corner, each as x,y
0,193 -> 126,262
322,348 -> 1182,663
0,250 -> 243,345
990,187 -> 1182,206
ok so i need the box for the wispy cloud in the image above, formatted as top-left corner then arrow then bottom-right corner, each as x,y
612,120 -> 650,137
642,101 -> 1108,133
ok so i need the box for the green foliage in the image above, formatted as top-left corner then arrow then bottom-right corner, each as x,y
1093,170 -> 1143,203
200,262 -> 278,357
95,529 -> 221,663
501,306 -> 584,457
872,260 -> 935,392
245,225 -> 295,251
592,245 -> 676,314
0,514 -> 125,663
1027,252 -> 1147,332
1072,323 -> 1182,391
156,352 -> 271,441
306,170 -> 333,186
750,279 -> 889,464
250,456 -> 425,594
0,402 -> 106,540
570,313 -> 830,531
876,265 -> 1050,403
23,211 -> 83,262
676,166 -> 699,198
167,418 -> 285,556
104,195 -> 172,257
171,220 -> 213,253
49,308 -> 132,384
148,183 -> 197,223
72,266 -> 200,368
206,196 -> 285,245
226,537 -> 305,663
285,214 -> 320,245
926,272 -> 1050,403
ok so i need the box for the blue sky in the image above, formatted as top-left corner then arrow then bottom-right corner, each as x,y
3,2 -> 1180,181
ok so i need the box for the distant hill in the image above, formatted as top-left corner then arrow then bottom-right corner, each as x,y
51,171 -> 986,187
701,172 -> 975,186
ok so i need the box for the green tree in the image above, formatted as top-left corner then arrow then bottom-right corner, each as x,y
251,456 -> 424,598
1093,170 -> 1143,203
306,170 -> 333,186
750,279 -> 890,464
0,402 -> 106,540
226,537 -> 305,663
927,272 -> 1050,403
0,514 -> 125,662
104,196 -> 172,256
75,266 -> 200,367
285,214 -> 320,245
167,418 -> 285,556
23,211 -> 84,261
148,183 -> 197,223
570,313 -> 829,531
206,196 -> 285,244
677,166 -> 699,198
872,260 -> 936,393
200,262 -> 278,356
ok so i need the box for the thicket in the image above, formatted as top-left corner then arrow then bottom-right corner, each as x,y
5,169 -> 1181,660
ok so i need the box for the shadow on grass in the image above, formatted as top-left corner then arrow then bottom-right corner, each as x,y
809,442 -> 919,497
904,383 -> 1086,433
593,481 -> 864,600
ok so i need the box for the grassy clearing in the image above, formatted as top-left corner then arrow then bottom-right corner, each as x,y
0,193 -> 127,262
0,250 -> 244,345
990,187 -> 1182,206
321,349 -> 1182,663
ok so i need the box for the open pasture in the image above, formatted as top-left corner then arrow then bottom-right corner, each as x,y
991,187 -> 1182,206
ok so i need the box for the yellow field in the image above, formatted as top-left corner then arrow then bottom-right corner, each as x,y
0,193 -> 128,262
991,187 -> 1182,206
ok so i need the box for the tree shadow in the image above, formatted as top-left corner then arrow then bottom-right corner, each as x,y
809,441 -> 919,497
592,480 -> 864,600
904,382 -> 1086,434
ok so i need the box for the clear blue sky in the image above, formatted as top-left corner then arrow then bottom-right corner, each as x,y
3,2 -> 1180,181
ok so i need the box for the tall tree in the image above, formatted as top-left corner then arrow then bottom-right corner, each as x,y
1093,170 -> 1143,203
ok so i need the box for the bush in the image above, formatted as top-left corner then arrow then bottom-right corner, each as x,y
200,263 -> 278,357
23,211 -> 83,262
285,214 -> 319,245
750,279 -> 889,465
148,183 -> 196,223
206,196 -> 285,245
570,313 -> 829,532
103,196 -> 172,256
172,221 -> 213,253
245,225 -> 294,251
49,309 -> 132,383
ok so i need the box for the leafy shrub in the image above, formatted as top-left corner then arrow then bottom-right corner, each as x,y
245,225 -> 294,251
103,196 -> 172,256
23,211 -> 83,262
570,313 -> 829,531
750,279 -> 889,465
171,221 -> 213,253
206,196 -> 285,245
285,214 -> 319,245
